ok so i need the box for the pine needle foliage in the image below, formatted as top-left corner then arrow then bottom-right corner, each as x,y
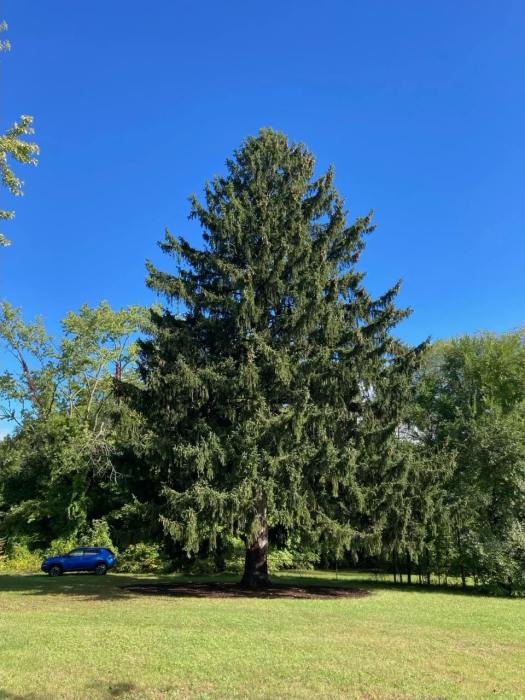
133,130 -> 425,577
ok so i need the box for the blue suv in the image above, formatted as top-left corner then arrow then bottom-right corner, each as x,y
41,547 -> 116,576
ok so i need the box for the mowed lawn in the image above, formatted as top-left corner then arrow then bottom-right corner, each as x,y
0,571 -> 524,700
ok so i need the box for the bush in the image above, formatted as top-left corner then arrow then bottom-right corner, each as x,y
268,547 -> 294,570
188,535 -> 321,575
117,543 -> 167,573
187,557 -> 219,575
475,526 -> 525,596
268,544 -> 320,571
187,536 -> 244,575
81,518 -> 114,550
0,541 -> 42,573
44,519 -> 116,558
45,536 -> 81,557
223,536 -> 246,573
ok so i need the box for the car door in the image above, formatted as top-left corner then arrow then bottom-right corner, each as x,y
65,548 -> 86,571
81,548 -> 99,571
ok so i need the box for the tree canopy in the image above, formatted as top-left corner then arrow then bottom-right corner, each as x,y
0,21 -> 39,247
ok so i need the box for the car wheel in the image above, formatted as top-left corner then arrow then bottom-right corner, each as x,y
95,563 -> 107,576
49,565 -> 62,577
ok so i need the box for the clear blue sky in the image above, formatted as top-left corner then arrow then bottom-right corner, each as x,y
1,0 -> 524,346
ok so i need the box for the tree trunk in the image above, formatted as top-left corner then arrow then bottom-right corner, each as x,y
406,551 -> 412,585
393,550 -> 397,584
454,517 -> 467,589
241,507 -> 270,588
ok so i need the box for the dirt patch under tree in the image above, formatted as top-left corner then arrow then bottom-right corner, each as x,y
121,581 -> 371,600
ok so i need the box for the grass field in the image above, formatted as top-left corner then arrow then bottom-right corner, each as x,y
0,571 -> 524,700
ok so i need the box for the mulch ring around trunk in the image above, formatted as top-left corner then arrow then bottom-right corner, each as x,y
121,581 -> 371,600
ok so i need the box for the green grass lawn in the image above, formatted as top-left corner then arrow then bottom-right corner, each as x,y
0,571 -> 524,700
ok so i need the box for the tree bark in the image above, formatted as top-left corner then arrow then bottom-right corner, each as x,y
393,551 -> 397,584
454,516 -> 467,589
241,507 -> 270,588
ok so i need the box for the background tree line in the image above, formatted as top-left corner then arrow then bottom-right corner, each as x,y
1,131 -> 524,593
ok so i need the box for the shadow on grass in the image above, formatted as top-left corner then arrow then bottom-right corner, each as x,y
277,572 -> 503,598
0,569 -> 505,600
121,580 -> 370,599
0,682 -> 136,700
0,573 -> 147,601
85,681 -> 136,697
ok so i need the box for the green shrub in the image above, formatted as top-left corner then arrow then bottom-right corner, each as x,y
117,543 -> 167,573
0,542 -> 42,573
187,557 -> 219,575
44,519 -> 115,558
476,526 -> 525,595
81,518 -> 114,550
189,536 -> 320,575
45,536 -> 80,557
223,536 -> 246,573
268,548 -> 295,570
268,544 -> 320,571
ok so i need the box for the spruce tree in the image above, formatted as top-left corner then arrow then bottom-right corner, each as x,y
134,129 -> 423,587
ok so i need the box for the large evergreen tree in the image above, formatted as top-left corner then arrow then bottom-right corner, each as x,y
133,130 -> 424,586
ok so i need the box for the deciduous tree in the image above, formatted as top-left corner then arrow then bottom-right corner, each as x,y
0,21 -> 39,247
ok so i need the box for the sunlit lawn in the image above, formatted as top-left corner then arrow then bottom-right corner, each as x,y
0,570 -> 524,699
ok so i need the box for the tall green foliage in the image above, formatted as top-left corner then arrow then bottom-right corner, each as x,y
130,129 -> 424,586
413,331 -> 525,591
0,21 -> 39,247
0,302 -> 147,547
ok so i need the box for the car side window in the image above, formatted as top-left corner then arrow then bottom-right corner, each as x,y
69,549 -> 84,557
